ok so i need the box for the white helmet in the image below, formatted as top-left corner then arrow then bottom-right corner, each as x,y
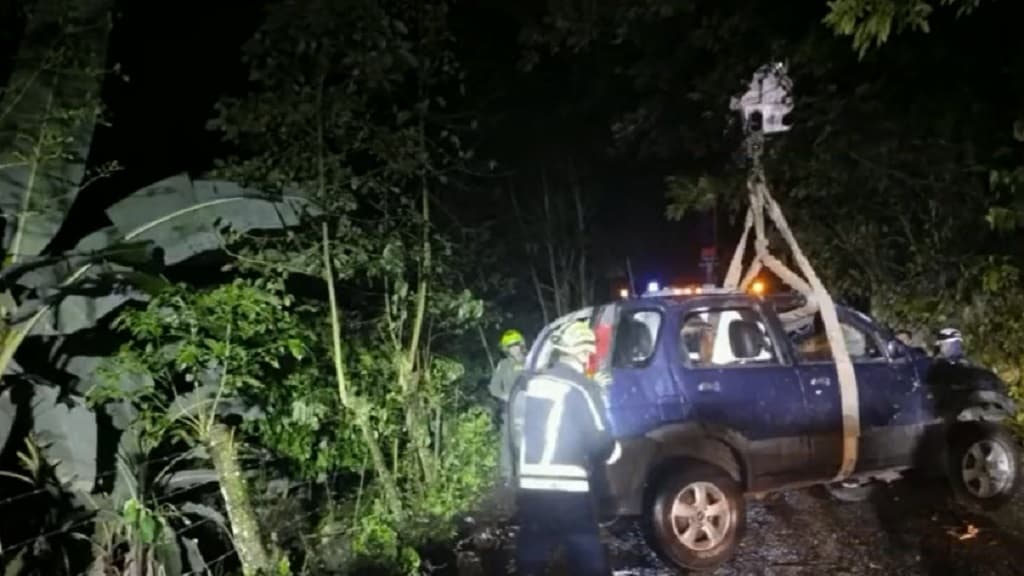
552,321 -> 597,364
934,327 -> 964,360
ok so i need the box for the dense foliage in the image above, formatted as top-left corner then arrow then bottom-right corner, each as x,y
202,0 -> 500,572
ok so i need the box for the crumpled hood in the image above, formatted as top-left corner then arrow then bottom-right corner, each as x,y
927,360 -> 1008,393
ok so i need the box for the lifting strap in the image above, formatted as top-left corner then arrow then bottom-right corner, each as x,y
723,131 -> 860,481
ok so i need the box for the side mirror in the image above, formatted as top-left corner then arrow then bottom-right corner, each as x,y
886,339 -> 906,359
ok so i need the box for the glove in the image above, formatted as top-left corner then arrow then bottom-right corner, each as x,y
592,370 -> 612,387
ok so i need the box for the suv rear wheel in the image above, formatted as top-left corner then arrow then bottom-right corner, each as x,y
948,422 -> 1020,510
647,461 -> 745,572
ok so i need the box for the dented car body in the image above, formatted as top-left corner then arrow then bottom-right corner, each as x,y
519,290 -> 1019,571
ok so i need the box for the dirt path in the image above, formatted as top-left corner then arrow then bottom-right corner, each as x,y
457,479 -> 1024,575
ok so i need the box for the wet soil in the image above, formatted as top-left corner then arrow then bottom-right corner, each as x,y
454,478 -> 1024,576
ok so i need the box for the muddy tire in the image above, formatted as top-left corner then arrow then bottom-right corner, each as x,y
822,480 -> 876,503
646,461 -> 745,573
948,422 -> 1020,511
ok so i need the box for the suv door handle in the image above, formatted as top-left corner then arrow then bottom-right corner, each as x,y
809,377 -> 831,387
697,381 -> 720,393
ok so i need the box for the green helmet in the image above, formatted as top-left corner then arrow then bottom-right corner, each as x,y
500,329 -> 525,349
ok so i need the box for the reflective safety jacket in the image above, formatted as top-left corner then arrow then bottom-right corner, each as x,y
489,356 -> 523,403
513,363 -> 613,493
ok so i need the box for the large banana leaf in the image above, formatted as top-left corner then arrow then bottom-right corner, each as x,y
31,384 -> 98,494
0,0 -> 111,263
2,356 -> 149,500
17,173 -> 315,336
105,175 -> 310,266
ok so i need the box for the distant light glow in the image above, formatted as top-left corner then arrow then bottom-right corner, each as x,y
695,286 -> 703,294
750,279 -> 766,295
681,286 -> 693,295
647,281 -> 659,293
619,288 -> 629,299
671,287 -> 684,295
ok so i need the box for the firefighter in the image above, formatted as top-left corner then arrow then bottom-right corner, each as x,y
490,329 -> 527,482
513,321 -> 613,576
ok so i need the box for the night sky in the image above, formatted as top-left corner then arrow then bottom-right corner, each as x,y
71,0 -> 721,291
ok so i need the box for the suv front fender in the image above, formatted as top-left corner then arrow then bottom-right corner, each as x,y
956,390 -> 1017,422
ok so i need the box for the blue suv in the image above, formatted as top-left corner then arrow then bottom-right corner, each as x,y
520,289 -> 1020,572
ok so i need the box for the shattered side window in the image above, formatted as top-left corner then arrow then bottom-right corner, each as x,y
840,321 -> 883,360
789,312 -> 883,362
680,307 -> 778,367
612,310 -> 662,368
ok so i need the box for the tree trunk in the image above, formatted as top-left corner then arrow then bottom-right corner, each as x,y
405,172 -> 436,485
322,223 -> 403,517
508,185 -> 550,323
570,158 -> 589,309
206,424 -> 272,576
542,171 -> 565,316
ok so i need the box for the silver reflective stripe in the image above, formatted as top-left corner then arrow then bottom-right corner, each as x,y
520,463 -> 588,478
527,379 -> 570,465
518,374 -> 607,480
526,375 -> 605,431
519,477 -> 590,492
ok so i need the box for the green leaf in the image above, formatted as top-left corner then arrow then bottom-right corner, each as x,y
31,385 -> 97,494
287,338 -> 305,359
168,383 -> 218,422
665,175 -> 720,220
122,498 -> 140,524
110,449 -> 139,508
986,206 -> 1018,231
67,354 -> 152,398
139,512 -> 158,544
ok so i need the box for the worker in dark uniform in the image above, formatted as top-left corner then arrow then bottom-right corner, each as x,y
935,327 -> 967,363
512,321 -> 614,576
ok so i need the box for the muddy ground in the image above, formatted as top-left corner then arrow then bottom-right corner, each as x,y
453,478 -> 1024,575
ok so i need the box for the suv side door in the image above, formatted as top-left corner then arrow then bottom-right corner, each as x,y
839,311 -> 928,472
673,301 -> 812,491
789,308 -> 924,479
605,303 -> 675,438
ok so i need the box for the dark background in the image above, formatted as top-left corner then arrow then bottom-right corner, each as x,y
65,0 -> 720,295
